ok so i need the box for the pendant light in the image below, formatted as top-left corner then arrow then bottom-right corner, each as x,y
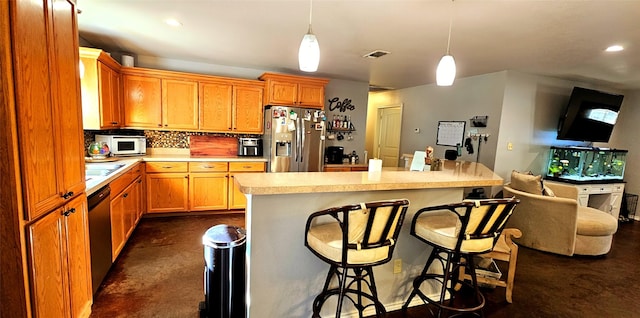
298,0 -> 320,72
436,0 -> 456,86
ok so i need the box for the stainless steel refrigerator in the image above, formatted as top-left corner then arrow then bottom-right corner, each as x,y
263,106 -> 326,172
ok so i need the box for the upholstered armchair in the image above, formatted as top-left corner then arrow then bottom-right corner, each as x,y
503,181 -> 618,256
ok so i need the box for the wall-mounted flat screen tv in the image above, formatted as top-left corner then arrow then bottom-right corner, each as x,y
557,87 -> 624,142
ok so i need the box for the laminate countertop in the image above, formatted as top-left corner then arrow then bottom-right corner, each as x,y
85,155 -> 267,196
234,160 -> 502,195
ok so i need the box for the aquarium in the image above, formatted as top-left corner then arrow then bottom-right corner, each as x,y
546,146 -> 627,183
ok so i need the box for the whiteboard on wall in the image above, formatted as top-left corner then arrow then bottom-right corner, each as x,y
437,121 -> 466,146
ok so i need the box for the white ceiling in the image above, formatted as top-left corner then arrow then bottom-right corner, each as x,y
76,0 -> 640,90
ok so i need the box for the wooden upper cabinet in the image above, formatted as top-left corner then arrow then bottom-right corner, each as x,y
259,72 -> 329,109
297,82 -> 326,107
265,80 -> 298,105
79,47 -> 122,129
233,85 -> 263,133
199,80 -> 263,133
123,74 -> 162,128
199,81 -> 233,131
162,79 -> 198,130
12,0 -> 85,220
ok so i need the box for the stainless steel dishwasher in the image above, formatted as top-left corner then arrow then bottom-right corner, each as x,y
88,185 -> 113,295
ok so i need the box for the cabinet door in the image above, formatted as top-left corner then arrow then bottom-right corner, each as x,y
228,162 -> 265,210
50,0 -> 86,207
267,80 -> 297,105
98,63 -> 121,128
162,79 -> 198,130
190,172 -> 228,211
110,192 -> 126,260
297,82 -> 325,108
199,81 -> 233,131
228,173 -> 246,210
234,85 -> 263,133
122,181 -> 138,239
146,173 -> 189,213
27,209 -> 69,318
123,75 -> 162,128
64,195 -> 92,318
12,0 -> 63,219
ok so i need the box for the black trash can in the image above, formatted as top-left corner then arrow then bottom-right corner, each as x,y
199,225 -> 246,318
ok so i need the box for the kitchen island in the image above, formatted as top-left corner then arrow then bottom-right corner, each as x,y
234,161 -> 503,318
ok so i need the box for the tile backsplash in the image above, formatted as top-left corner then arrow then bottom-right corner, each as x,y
84,129 -> 259,153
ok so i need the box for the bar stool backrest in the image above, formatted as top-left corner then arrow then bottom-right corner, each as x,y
306,199 -> 410,266
456,198 -> 519,253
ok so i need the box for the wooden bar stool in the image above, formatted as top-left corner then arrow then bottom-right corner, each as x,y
463,228 -> 522,303
305,199 -> 410,318
402,198 -> 519,317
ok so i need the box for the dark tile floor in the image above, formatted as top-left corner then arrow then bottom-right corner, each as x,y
90,214 -> 640,318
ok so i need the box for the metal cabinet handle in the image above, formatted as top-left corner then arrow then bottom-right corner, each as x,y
123,193 -> 129,198
63,207 -> 76,217
62,191 -> 74,199
162,166 -> 173,169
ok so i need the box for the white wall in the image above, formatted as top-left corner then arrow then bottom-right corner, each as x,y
367,72 -> 508,169
323,79 -> 369,161
608,90 -> 640,195
495,71 -> 626,182
369,70 -> 633,197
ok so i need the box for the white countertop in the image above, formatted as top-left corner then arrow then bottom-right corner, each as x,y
234,161 -> 502,195
85,155 -> 267,196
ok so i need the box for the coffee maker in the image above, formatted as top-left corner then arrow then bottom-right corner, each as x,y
237,138 -> 263,156
325,146 -> 344,164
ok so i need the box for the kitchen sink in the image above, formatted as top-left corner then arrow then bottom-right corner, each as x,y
85,163 -> 125,177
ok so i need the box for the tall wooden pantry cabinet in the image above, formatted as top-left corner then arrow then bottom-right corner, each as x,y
0,0 -> 92,317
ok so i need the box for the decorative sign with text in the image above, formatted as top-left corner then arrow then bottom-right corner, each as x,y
328,97 -> 355,112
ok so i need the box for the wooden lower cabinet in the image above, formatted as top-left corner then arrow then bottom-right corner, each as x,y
110,165 -> 144,260
145,161 -> 264,213
190,172 -> 228,211
146,172 -> 189,213
228,162 -> 266,210
323,166 -> 368,172
27,194 -> 92,318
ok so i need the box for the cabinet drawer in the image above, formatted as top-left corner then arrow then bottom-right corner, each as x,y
190,161 -> 229,172
111,169 -> 134,196
146,161 -> 188,173
577,186 -> 591,194
229,162 -> 265,172
589,185 -> 612,194
612,184 -> 625,193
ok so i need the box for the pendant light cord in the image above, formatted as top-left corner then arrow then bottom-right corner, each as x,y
308,0 -> 314,33
446,0 -> 454,55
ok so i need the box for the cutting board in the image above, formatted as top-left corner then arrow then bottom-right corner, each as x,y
190,135 -> 238,157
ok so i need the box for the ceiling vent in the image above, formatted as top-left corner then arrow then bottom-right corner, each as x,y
363,50 -> 390,59
368,85 -> 394,92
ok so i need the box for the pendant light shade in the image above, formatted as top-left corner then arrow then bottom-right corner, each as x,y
299,0 -> 319,72
299,28 -> 320,72
436,54 -> 456,86
436,0 -> 456,86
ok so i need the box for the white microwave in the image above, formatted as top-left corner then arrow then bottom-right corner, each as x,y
95,135 -> 146,156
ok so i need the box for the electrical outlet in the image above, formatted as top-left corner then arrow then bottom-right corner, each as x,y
393,259 -> 402,274
507,142 -> 513,151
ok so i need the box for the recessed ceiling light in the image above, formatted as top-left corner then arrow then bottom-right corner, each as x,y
164,19 -> 183,27
605,45 -> 624,52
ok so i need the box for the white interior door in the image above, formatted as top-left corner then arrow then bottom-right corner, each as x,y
376,107 -> 402,167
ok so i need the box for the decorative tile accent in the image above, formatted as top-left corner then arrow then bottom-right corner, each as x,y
84,129 -> 260,149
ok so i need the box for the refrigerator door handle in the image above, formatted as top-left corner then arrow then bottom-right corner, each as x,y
300,118 -> 305,163
295,117 -> 300,162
